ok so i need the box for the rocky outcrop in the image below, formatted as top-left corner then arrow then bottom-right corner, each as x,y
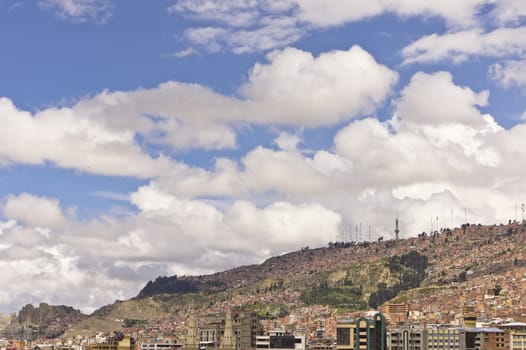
8,303 -> 88,339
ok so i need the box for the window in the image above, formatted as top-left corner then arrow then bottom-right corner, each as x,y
337,329 -> 351,346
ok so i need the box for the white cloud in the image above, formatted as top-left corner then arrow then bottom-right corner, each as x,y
5,70 -> 526,312
173,47 -> 199,58
239,46 -> 398,126
172,0 -> 493,53
182,17 -> 303,53
274,132 -> 301,151
169,0 -> 261,27
131,183 -> 342,253
3,193 -> 66,229
39,0 -> 113,23
0,46 -> 396,178
292,0 -> 489,28
402,27 -> 526,64
490,0 -> 526,26
146,70 -> 522,240
0,98 -> 174,178
395,71 -> 489,126
0,220 -> 150,313
0,185 -> 342,313
489,60 -> 526,88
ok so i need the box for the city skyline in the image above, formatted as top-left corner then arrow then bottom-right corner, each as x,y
1,0 -> 526,313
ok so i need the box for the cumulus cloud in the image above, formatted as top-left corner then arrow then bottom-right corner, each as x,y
0,46 -> 396,178
39,0 -> 113,23
4,69 -> 526,313
274,132 -> 301,151
239,46 -> 398,125
0,98 -> 174,178
146,70 -> 520,240
402,27 -> 526,64
395,71 -> 490,126
0,219 -> 153,313
0,186 -> 342,313
3,193 -> 65,229
489,60 -> 526,88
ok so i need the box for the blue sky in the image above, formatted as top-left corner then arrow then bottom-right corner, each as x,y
1,0 -> 526,313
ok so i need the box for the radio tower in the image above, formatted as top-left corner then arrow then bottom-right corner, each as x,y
395,218 -> 400,240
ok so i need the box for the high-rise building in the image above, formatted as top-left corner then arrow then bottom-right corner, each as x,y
336,313 -> 386,350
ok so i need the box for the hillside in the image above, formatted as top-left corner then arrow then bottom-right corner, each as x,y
20,221 -> 526,337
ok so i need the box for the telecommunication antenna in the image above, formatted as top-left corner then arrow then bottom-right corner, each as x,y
359,222 -> 362,241
395,218 -> 400,240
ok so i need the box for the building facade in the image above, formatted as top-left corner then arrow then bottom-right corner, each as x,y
389,326 -> 425,350
336,313 -> 386,350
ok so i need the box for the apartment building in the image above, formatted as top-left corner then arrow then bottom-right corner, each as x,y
464,328 -> 509,350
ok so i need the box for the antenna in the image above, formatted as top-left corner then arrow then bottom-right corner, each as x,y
359,222 -> 362,241
395,218 -> 400,240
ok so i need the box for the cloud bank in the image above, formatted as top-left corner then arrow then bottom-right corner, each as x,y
2,51 -> 526,313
